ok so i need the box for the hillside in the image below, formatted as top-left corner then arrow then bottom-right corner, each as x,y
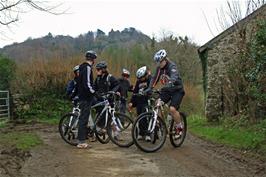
0,27 -> 151,62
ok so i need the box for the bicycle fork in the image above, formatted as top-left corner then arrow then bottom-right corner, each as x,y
110,108 -> 122,132
147,109 -> 159,133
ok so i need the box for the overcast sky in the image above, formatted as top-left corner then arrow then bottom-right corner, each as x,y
0,0 -> 248,48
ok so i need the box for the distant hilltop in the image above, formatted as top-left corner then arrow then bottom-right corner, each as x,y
0,27 -> 151,62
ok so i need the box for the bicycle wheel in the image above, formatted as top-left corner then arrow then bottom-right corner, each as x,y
107,112 -> 134,148
132,112 -> 167,153
58,113 -> 79,146
169,112 -> 187,147
94,113 -> 110,144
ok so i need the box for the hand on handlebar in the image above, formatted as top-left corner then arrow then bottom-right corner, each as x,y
143,88 -> 153,96
128,103 -> 133,112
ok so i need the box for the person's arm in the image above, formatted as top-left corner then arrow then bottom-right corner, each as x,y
83,65 -> 95,94
164,63 -> 183,89
129,80 -> 139,107
149,67 -> 160,88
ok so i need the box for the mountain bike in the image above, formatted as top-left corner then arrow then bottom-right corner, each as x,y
131,90 -> 187,153
59,91 -> 134,148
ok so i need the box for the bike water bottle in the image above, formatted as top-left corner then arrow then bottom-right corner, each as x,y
167,114 -> 172,128
88,114 -> 94,128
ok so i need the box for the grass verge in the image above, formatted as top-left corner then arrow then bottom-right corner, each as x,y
0,132 -> 42,150
188,115 -> 266,154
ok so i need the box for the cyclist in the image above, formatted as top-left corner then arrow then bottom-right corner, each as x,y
76,50 -> 97,149
128,66 -> 152,141
149,49 -> 185,138
94,61 -> 120,95
94,61 -> 121,139
118,68 -> 133,113
66,65 -> 79,106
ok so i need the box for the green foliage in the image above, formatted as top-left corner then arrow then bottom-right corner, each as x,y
0,120 -> 7,128
246,20 -> 266,102
0,55 -> 16,90
17,92 -> 71,124
188,115 -> 266,153
225,19 -> 266,120
0,132 -> 42,150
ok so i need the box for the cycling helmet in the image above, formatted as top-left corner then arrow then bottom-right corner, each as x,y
85,50 -> 97,60
122,68 -> 130,76
96,61 -> 107,69
73,65 -> 79,72
136,66 -> 147,79
154,49 -> 167,63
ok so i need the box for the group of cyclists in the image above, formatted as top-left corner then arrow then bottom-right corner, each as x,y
66,49 -> 185,149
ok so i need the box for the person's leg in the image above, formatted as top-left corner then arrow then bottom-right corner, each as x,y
77,100 -> 92,144
120,98 -> 127,114
137,104 -> 148,137
169,90 -> 185,130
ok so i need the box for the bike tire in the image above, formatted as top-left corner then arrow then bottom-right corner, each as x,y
94,113 -> 110,144
58,113 -> 79,146
169,112 -> 187,147
107,112 -> 134,148
132,112 -> 167,153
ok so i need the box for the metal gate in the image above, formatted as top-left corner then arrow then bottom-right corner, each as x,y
0,91 -> 10,119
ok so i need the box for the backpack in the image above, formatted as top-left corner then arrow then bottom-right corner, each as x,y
66,80 -> 75,97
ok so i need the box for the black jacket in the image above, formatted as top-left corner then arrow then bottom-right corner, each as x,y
94,73 -> 120,95
151,60 -> 184,91
130,75 -> 151,107
77,62 -> 95,101
118,78 -> 132,98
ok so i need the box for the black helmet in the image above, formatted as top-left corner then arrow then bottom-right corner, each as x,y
85,50 -> 97,60
96,61 -> 107,69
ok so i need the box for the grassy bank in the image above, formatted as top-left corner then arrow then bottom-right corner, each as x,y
188,115 -> 266,154
0,132 -> 42,150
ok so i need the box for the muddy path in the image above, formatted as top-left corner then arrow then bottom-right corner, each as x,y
1,124 -> 266,177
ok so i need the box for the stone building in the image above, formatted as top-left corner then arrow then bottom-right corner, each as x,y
198,4 -> 266,121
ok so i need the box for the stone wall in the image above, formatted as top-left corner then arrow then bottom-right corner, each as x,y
205,8 -> 266,120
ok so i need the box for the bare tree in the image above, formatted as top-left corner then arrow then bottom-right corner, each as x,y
217,0 -> 265,30
0,0 -> 66,26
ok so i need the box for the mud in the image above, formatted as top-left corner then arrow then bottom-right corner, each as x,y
0,124 -> 266,177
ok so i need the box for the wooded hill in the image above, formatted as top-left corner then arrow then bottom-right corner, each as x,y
0,27 -> 151,62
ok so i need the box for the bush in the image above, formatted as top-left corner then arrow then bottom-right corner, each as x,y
0,55 -> 16,90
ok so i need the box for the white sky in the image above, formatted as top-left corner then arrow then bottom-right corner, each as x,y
0,0 -> 248,47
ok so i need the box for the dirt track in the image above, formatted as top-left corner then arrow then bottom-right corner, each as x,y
1,124 -> 266,177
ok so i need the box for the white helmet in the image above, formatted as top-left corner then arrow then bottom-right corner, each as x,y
154,49 -> 167,63
122,68 -> 130,76
136,66 -> 147,79
73,65 -> 79,72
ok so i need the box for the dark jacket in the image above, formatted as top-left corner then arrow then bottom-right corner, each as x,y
150,60 -> 184,91
130,75 -> 151,107
118,78 -> 132,98
94,73 -> 120,95
77,62 -> 95,101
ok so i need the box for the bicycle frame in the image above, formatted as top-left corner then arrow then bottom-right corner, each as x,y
91,94 -> 123,131
147,98 -> 164,133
